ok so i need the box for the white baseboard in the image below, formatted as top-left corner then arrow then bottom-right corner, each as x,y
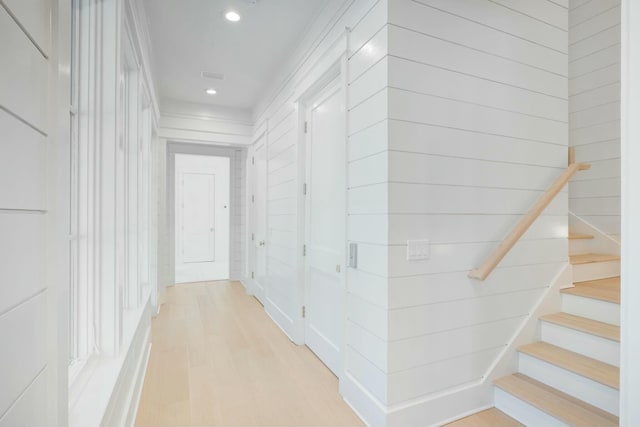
340,372 -> 496,427
340,373 -> 387,427
125,341 -> 152,427
240,277 -> 255,295
101,303 -> 152,427
264,297 -> 297,342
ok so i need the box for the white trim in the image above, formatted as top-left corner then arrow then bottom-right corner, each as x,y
620,0 -> 640,424
69,297 -> 151,427
125,341 -> 151,427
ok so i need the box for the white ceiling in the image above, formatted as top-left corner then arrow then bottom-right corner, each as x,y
143,0 -> 328,112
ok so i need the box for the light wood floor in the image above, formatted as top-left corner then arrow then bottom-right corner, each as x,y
135,281 -> 364,427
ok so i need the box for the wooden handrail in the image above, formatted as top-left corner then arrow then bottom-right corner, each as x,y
469,160 -> 591,281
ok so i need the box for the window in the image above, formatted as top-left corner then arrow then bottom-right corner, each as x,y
68,0 -> 156,381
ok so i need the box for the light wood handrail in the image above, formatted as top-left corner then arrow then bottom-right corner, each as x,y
469,160 -> 591,281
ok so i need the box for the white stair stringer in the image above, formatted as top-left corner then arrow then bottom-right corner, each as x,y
540,321 -> 620,367
517,352 -> 619,416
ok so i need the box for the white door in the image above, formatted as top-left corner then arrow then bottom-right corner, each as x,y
252,141 -> 268,303
304,78 -> 346,376
175,154 -> 230,283
181,172 -> 215,263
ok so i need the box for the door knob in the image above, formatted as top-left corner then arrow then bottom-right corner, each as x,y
259,241 -> 265,246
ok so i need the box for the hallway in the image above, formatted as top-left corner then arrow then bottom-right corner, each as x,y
135,281 -> 363,427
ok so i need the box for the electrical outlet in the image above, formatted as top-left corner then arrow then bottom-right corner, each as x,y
407,239 -> 430,261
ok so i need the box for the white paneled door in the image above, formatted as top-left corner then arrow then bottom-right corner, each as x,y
304,78 -> 346,377
181,173 -> 215,263
175,154 -> 230,283
252,140 -> 268,304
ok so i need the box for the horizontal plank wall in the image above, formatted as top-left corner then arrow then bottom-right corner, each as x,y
248,0 -> 390,425
568,0 -> 621,239
158,99 -> 253,145
0,0 -> 54,425
344,1 -> 390,424
384,0 -> 569,425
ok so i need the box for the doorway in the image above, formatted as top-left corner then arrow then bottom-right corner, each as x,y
251,137 -> 268,303
174,154 -> 230,283
302,76 -> 346,377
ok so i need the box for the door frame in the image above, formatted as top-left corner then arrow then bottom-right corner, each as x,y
166,141 -> 240,284
294,56 -> 348,378
248,133 -> 268,304
620,1 -> 640,422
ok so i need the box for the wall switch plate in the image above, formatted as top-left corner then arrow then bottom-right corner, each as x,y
407,239 -> 430,261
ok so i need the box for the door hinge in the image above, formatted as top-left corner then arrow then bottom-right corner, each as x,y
252,194 -> 255,203
303,244 -> 306,256
303,183 -> 307,195
251,232 -> 255,241
304,121 -> 308,134
251,271 -> 254,279
302,305 -> 306,318
252,156 -> 255,165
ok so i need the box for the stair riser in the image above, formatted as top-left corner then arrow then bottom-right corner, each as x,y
518,353 -> 619,416
569,239 -> 595,256
561,294 -> 620,325
572,261 -> 620,282
494,387 -> 570,427
540,322 -> 620,367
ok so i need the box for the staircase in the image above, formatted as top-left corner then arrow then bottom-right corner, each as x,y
448,233 -> 620,427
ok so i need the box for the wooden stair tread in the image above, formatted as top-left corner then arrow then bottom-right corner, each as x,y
569,233 -> 594,239
540,312 -> 620,342
562,277 -> 621,304
444,408 -> 524,427
518,342 -> 619,389
570,253 -> 620,265
494,373 -> 619,427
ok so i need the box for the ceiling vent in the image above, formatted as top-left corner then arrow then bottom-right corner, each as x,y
201,71 -> 225,80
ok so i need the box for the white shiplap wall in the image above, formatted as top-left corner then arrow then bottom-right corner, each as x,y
247,1 -> 390,425
263,103 -> 299,336
379,0 -> 569,424
569,0 -> 621,239
0,0 -> 55,425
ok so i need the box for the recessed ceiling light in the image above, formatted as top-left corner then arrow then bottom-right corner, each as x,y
205,88 -> 217,95
225,11 -> 241,22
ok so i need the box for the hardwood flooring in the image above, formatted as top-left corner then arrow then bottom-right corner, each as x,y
135,281 -> 364,427
444,408 -> 523,427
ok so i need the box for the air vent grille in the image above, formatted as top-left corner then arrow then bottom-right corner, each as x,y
201,71 -> 225,80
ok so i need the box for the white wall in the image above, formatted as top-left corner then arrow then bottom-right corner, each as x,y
380,1 -> 569,425
569,0 -> 621,239
159,99 -> 253,145
0,0 -> 69,425
245,1 -> 391,425
621,1 -> 640,423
